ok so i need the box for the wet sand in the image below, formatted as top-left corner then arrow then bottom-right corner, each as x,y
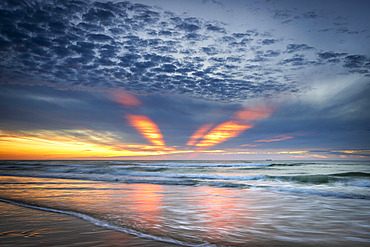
0,201 -> 181,247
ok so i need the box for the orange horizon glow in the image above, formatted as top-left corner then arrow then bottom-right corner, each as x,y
0,129 -> 365,160
126,114 -> 166,146
310,154 -> 328,159
0,129 -> 194,160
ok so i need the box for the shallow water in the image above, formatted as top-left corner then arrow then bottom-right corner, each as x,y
0,201 -> 179,247
0,160 -> 369,246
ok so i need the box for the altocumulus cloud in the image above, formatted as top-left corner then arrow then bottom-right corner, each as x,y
0,0 -> 369,102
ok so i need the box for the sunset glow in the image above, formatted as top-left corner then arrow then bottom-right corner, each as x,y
0,130 -> 193,159
0,0 -> 368,161
1,1 -> 369,247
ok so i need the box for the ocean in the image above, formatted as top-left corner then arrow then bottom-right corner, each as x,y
0,160 -> 369,246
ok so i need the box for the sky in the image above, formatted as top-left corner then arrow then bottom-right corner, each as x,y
0,0 -> 369,160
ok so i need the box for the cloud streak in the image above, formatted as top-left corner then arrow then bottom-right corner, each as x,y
110,89 -> 141,107
255,135 -> 293,143
188,105 -> 273,147
186,123 -> 213,146
194,121 -> 253,147
126,114 -> 165,146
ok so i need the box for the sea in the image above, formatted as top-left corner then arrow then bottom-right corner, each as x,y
0,160 -> 369,246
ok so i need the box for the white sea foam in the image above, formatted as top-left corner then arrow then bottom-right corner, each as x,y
0,198 -> 216,247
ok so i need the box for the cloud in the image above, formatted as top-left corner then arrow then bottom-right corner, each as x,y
318,52 -> 347,60
188,105 -> 273,147
194,121 -> 253,147
262,39 -> 278,45
186,123 -> 213,146
126,114 -> 165,146
328,149 -> 370,157
343,55 -> 370,74
110,89 -> 141,107
255,135 -> 293,143
240,144 -> 259,147
286,43 -> 314,53
233,106 -> 274,121
0,0 -> 369,104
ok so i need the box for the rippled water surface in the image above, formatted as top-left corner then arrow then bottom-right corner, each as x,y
0,160 -> 369,246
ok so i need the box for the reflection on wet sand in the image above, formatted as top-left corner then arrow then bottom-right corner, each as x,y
0,175 -> 261,245
0,201 -> 180,247
125,184 -> 164,234
195,186 -> 256,245
0,176 -> 168,235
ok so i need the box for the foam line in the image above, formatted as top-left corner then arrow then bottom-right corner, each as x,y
0,198 -> 216,247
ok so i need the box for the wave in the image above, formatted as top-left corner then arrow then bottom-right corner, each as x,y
268,186 -> 370,200
0,198 -> 211,247
331,172 -> 370,178
269,163 -> 310,167
1,173 -> 368,201
2,168 -> 370,187
107,161 -> 272,168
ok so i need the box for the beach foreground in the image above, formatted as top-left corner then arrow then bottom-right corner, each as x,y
0,160 -> 369,246
0,201 -> 180,247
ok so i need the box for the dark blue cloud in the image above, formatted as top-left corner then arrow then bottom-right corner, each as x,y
206,23 -> 226,33
0,0 -> 369,103
343,55 -> 370,74
262,39 -> 278,45
319,52 -> 345,59
286,44 -> 314,53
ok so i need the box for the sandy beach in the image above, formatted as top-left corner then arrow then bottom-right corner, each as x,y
0,201 -> 180,247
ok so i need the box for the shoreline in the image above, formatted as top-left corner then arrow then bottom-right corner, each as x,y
0,201 -> 181,247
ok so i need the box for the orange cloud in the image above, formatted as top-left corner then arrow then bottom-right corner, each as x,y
233,106 -> 273,121
188,105 -> 273,148
255,135 -> 293,143
126,114 -> 165,146
195,121 -> 253,147
310,154 -> 327,159
110,89 -> 141,107
240,144 -> 260,147
186,123 -> 213,146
